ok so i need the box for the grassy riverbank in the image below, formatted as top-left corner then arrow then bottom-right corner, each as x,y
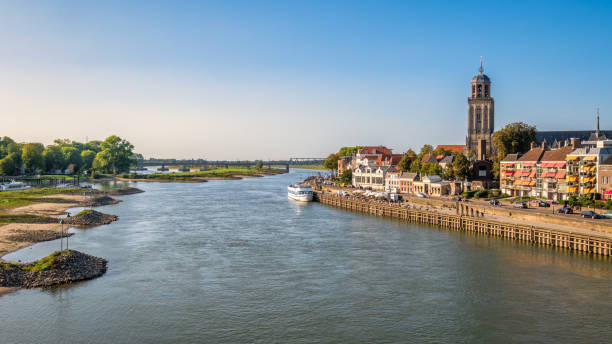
292,165 -> 326,171
0,187 -> 86,209
119,167 -> 287,182
0,186 -> 140,259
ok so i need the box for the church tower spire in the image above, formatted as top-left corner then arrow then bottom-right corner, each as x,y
479,56 -> 484,74
596,107 -> 600,138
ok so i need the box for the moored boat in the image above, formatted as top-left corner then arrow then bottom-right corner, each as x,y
0,180 -> 31,191
287,184 -> 313,202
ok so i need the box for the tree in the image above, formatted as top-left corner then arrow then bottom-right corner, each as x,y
418,144 -> 434,158
255,160 -> 263,169
0,153 -> 19,176
338,169 -> 352,184
81,150 -> 97,171
492,122 -> 537,160
96,135 -> 135,174
43,145 -> 65,172
442,165 -> 455,180
62,146 -> 82,172
397,154 -> 413,172
324,153 -> 340,171
405,148 -> 416,157
453,154 -> 471,181
421,162 -> 442,176
409,159 -> 422,173
337,146 -> 363,157
21,143 -> 44,174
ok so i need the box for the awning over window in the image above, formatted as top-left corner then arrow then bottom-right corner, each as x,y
605,189 -> 612,195
566,156 -> 579,161
583,156 -> 597,161
555,162 -> 566,167
542,172 -> 556,178
566,176 -> 579,182
522,162 -> 537,166
555,171 -> 566,179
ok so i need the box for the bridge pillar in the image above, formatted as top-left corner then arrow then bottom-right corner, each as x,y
285,164 -> 289,172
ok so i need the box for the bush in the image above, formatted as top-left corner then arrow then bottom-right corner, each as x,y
474,190 -> 491,199
461,190 -> 477,198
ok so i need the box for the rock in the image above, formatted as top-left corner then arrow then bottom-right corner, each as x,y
80,196 -> 121,207
107,187 -> 144,196
67,210 -> 118,226
0,250 -> 107,288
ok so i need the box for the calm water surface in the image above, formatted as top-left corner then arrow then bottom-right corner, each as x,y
1,169 -> 611,343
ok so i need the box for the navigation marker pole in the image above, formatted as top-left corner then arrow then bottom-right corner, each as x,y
60,219 -> 64,251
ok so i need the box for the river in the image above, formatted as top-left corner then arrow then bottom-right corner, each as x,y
1,169 -> 611,343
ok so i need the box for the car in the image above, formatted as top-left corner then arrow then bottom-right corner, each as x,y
416,193 -> 427,198
538,201 -> 550,207
513,202 -> 527,209
452,196 -> 462,201
581,211 -> 602,219
601,212 -> 612,219
489,199 -> 500,206
557,207 -> 573,214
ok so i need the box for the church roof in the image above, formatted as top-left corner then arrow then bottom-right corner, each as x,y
536,130 -> 612,143
472,74 -> 490,83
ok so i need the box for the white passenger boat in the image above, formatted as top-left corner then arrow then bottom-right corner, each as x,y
287,184 -> 313,202
0,180 -> 31,191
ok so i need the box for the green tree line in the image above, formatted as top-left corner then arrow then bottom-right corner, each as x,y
0,135 -> 137,176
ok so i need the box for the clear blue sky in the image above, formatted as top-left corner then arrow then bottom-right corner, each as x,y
0,1 -> 611,159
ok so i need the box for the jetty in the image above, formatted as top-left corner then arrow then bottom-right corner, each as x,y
315,192 -> 612,256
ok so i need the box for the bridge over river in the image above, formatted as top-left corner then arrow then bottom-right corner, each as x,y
137,158 -> 325,170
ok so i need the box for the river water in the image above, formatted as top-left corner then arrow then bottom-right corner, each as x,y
1,169 -> 611,343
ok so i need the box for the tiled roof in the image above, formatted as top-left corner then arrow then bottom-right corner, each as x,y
439,155 -> 455,164
501,153 -> 521,162
518,148 -> 545,162
436,145 -> 465,154
400,172 -> 418,179
540,146 -> 574,162
358,146 -> 392,156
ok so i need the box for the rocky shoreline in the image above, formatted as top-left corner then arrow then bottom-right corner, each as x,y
67,210 -> 118,226
0,250 -> 107,288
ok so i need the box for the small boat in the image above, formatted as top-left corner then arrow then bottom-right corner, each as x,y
0,180 -> 31,191
287,184 -> 313,202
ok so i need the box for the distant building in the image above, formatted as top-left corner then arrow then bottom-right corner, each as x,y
399,172 -> 419,194
352,165 -> 389,190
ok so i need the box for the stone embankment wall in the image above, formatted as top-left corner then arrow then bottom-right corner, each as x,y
316,193 -> 612,256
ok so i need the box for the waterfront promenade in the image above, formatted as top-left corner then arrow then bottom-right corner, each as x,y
315,192 -> 612,256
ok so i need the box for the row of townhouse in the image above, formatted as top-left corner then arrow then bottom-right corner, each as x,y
500,138 -> 612,200
352,165 -> 459,196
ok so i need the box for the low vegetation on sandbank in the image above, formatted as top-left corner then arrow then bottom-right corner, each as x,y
292,165 -> 326,170
118,167 -> 287,182
0,187 -> 87,209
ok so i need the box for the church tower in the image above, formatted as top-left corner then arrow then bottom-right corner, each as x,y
466,57 -> 494,157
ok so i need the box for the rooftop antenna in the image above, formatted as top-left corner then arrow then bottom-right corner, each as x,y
479,56 -> 484,74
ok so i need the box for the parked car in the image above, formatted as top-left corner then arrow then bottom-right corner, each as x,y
452,196 -> 462,201
513,202 -> 527,209
416,193 -> 427,198
489,199 -> 500,206
557,207 -> 573,214
601,212 -> 612,219
538,201 -> 550,207
581,211 -> 602,219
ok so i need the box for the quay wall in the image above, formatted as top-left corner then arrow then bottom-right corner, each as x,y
315,193 -> 612,257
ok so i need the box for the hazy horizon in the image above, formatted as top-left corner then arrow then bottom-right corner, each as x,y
1,1 -> 611,159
